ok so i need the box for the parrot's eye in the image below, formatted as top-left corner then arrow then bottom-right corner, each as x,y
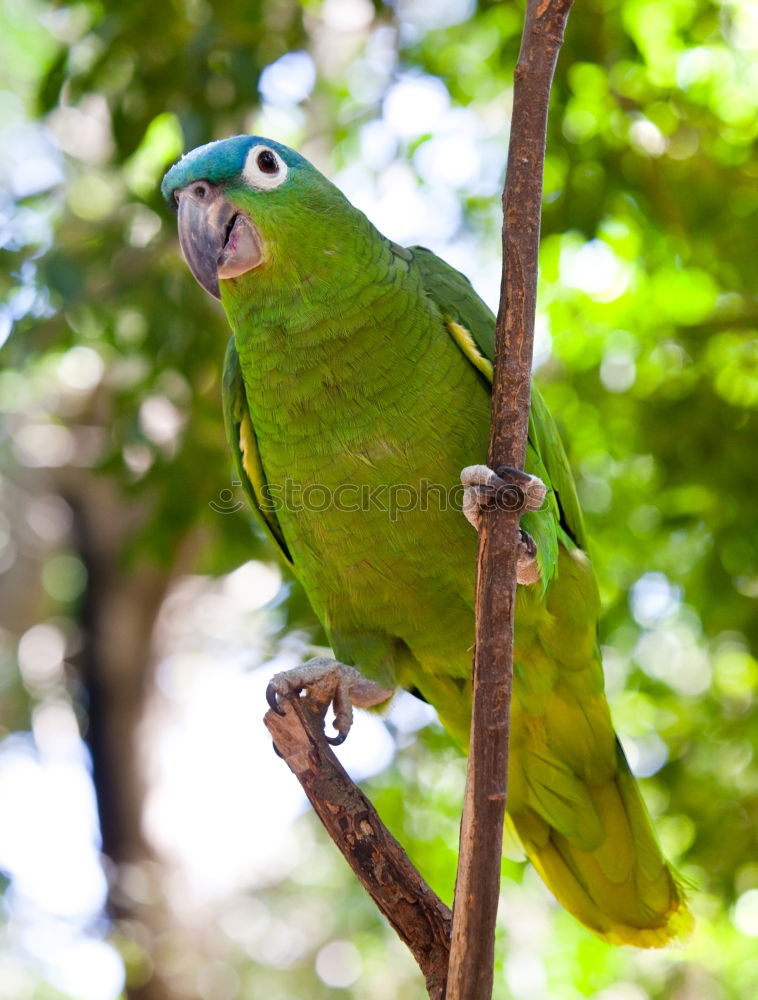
257,150 -> 278,173
243,144 -> 289,191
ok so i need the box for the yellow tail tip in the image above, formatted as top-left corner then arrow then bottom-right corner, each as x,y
524,831 -> 694,949
598,896 -> 694,948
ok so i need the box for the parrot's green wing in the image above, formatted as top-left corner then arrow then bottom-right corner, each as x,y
222,338 -> 294,569
412,245 -> 587,551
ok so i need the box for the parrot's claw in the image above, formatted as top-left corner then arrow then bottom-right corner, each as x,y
325,731 -> 348,747
266,683 -> 287,716
265,657 -> 394,745
460,464 -> 546,527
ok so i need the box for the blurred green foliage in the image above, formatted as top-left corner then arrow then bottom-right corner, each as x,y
1,0 -> 757,997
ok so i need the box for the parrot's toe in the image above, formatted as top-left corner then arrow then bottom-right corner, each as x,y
460,464 -> 546,529
517,529 -> 541,585
495,465 -> 547,511
265,657 -> 394,745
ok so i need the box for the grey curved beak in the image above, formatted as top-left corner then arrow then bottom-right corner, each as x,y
176,182 -> 232,299
175,182 -> 263,300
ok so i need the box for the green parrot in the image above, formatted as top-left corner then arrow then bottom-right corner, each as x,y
161,135 -> 691,947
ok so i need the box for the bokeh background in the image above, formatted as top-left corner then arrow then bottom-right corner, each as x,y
1,0 -> 757,997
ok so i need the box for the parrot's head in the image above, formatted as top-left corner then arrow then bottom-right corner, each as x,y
161,135 -> 363,302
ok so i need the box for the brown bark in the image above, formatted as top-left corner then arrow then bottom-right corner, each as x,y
446,3 -> 575,999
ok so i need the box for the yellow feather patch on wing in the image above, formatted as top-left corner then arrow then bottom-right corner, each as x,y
239,410 -> 292,563
239,412 -> 267,504
446,319 -> 493,382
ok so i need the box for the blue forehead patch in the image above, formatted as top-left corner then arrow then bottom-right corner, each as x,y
160,135 -> 305,205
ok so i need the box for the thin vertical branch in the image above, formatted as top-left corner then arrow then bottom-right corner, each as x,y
446,3 -> 574,998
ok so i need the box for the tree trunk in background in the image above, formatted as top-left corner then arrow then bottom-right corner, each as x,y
70,478 -> 167,872
19,465 -> 202,1000
67,472 -> 207,1000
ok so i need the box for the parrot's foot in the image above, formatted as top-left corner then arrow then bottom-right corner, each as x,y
461,464 -> 546,525
266,657 -> 394,745
460,465 -> 544,586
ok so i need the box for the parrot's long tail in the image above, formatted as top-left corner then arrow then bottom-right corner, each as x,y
510,739 -> 692,947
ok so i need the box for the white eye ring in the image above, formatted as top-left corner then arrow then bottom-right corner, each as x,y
242,144 -> 289,191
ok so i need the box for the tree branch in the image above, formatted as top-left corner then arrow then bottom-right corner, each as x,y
264,699 -> 452,999
446,3 -> 574,999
